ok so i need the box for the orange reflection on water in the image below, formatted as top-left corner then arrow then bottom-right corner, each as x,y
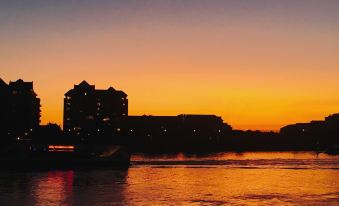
128,152 -> 339,205
126,166 -> 338,205
33,171 -> 74,206
132,151 -> 334,161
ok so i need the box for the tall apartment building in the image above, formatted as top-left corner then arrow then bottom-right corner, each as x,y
0,79 -> 41,137
63,81 -> 128,135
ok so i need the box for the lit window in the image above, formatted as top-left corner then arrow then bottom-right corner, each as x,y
102,117 -> 110,122
116,128 -> 121,132
84,92 -> 87,96
66,118 -> 70,121
66,96 -> 71,100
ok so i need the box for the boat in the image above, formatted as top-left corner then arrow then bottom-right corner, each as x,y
0,142 -> 131,168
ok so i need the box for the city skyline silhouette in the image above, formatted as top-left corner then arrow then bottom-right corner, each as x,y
0,2 -> 338,206
1,77 -> 338,131
2,1 -> 339,131
1,78 -> 337,154
1,78 -> 338,133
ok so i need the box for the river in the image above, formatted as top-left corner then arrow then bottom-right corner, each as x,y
0,152 -> 338,205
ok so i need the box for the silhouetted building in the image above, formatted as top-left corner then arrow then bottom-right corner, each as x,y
123,114 -> 232,151
0,78 -> 10,138
64,81 -> 128,137
280,114 -> 339,150
325,113 -> 339,123
0,79 -> 41,139
125,114 -> 229,136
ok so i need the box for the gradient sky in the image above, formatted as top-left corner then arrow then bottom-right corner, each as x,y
1,0 -> 339,131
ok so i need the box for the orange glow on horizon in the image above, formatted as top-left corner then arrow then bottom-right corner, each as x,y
1,1 -> 339,131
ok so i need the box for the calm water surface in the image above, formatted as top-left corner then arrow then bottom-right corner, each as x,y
0,152 -> 338,205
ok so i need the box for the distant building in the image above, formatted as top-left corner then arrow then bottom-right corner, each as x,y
63,81 -> 128,135
325,113 -> 339,123
125,114 -> 231,138
121,114 -> 232,152
0,78 -> 10,137
0,79 -> 41,138
280,114 -> 339,149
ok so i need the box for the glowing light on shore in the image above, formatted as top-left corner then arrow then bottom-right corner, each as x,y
48,145 -> 75,152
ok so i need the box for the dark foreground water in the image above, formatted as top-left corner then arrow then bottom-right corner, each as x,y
0,152 -> 338,206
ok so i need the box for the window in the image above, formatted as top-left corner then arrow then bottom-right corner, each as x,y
102,117 -> 110,122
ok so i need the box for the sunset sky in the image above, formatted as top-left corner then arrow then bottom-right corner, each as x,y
1,0 -> 339,131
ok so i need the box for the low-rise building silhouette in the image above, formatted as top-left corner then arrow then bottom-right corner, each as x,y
125,114 -> 230,137
123,114 -> 232,152
63,81 -> 128,137
0,79 -> 41,139
280,114 -> 339,150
